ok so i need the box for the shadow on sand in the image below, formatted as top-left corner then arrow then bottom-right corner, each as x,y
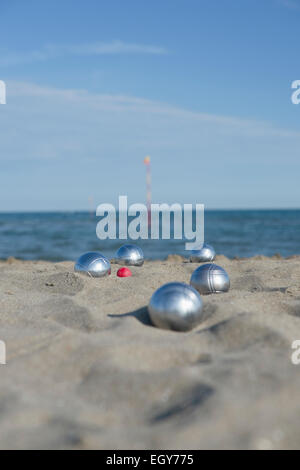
108,306 -> 154,327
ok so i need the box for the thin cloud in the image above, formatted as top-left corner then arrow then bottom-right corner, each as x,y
8,80 -> 300,139
277,0 -> 300,9
1,80 -> 300,210
0,40 -> 168,66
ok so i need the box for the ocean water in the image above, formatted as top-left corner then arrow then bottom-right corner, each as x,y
0,210 -> 299,261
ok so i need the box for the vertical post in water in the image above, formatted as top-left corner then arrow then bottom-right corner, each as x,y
144,156 -> 151,228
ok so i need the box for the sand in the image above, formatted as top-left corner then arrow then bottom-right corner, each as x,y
1,255 -> 300,450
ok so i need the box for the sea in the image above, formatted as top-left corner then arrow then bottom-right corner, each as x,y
0,210 -> 299,261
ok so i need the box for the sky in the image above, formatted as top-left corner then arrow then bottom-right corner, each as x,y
0,0 -> 300,211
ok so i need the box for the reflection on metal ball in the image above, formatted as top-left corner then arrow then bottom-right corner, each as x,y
148,282 -> 204,332
115,244 -> 144,266
74,252 -> 111,278
190,263 -> 230,295
190,243 -> 216,262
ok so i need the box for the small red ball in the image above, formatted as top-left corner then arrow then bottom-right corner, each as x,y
117,267 -> 132,278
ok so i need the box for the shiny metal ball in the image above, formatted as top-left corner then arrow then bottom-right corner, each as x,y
190,263 -> 230,295
115,244 -> 144,266
190,243 -> 216,263
74,252 -> 111,278
148,282 -> 204,332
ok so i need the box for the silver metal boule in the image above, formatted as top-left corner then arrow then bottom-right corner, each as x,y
74,252 -> 111,278
148,282 -> 204,332
115,244 -> 144,266
190,243 -> 216,263
190,263 -> 230,295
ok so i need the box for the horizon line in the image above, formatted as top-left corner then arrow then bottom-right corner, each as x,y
0,207 -> 299,214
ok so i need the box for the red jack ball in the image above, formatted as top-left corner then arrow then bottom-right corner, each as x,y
117,267 -> 132,278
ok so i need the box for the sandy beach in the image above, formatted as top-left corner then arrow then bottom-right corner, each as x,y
0,255 -> 300,449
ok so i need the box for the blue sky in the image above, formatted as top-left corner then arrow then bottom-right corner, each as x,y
0,0 -> 300,210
